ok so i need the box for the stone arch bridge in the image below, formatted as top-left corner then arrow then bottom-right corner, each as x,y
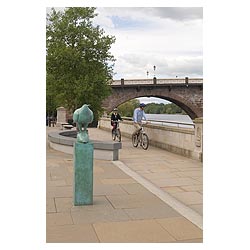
102,77 -> 203,119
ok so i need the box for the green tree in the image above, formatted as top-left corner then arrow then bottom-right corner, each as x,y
145,103 -> 165,114
164,103 -> 183,114
46,7 -> 116,123
144,102 -> 184,114
116,99 -> 140,117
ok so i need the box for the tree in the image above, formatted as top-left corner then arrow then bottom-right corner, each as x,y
116,99 -> 140,117
144,102 -> 185,114
165,103 -> 183,114
46,7 -> 116,123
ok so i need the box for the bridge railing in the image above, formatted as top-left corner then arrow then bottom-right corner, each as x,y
111,78 -> 203,86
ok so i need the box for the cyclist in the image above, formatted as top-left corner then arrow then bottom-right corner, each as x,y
133,103 -> 147,136
111,108 -> 123,140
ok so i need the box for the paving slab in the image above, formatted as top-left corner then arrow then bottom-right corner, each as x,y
162,186 -> 184,193
141,172 -> 180,179
189,204 -> 203,215
46,198 -> 56,213
93,219 -> 176,243
46,185 -> 73,198
93,182 -> 128,196
150,177 -> 201,187
55,196 -> 119,214
123,204 -> 181,220
119,183 -> 150,194
170,191 -> 203,205
46,212 -> 73,226
101,178 -> 137,185
156,217 -> 203,240
71,207 -> 131,224
180,184 -> 203,192
47,224 -> 99,243
106,192 -> 166,209
47,179 -> 67,187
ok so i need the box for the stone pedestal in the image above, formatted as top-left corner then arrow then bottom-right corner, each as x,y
73,142 -> 93,205
56,106 -> 67,127
193,117 -> 203,161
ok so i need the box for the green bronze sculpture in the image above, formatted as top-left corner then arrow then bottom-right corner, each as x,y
73,104 -> 94,205
73,104 -> 94,143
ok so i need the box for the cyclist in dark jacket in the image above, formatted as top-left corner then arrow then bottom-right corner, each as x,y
111,108 -> 123,139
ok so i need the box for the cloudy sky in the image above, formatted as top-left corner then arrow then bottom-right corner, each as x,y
47,7 -> 203,104
93,7 -> 203,80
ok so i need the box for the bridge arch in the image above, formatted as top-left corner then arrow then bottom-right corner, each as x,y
102,79 -> 203,119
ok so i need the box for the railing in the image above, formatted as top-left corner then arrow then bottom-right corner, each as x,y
108,116 -> 194,128
146,119 -> 194,128
111,78 -> 203,86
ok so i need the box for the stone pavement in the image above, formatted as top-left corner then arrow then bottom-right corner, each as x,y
46,126 -> 203,243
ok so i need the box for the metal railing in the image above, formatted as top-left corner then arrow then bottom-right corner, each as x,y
107,116 -> 194,128
146,119 -> 194,128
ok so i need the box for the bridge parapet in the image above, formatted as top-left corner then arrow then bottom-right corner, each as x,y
111,78 -> 203,86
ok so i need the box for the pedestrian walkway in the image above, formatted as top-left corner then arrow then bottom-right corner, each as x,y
46,126 -> 203,243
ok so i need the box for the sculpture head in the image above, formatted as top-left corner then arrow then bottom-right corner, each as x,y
73,104 -> 94,143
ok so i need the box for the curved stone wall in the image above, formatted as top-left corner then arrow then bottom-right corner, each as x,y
48,130 -> 122,161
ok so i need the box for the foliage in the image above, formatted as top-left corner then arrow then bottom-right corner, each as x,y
145,102 -> 185,114
116,99 -> 140,117
114,99 -> 185,117
46,7 -> 116,121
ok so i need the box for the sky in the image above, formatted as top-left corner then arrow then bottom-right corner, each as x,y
93,7 -> 203,104
93,7 -> 203,81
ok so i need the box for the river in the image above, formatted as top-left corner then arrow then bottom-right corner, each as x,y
145,114 -> 194,128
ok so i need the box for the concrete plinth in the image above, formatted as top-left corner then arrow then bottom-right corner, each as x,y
56,106 -> 67,127
74,142 -> 93,205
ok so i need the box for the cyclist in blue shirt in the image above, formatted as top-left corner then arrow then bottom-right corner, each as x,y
133,103 -> 147,136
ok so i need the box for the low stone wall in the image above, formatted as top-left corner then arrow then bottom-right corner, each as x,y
98,117 -> 203,161
48,130 -> 122,161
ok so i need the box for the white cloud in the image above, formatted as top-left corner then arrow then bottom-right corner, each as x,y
47,7 -> 203,80
94,7 -> 203,80
146,7 -> 203,21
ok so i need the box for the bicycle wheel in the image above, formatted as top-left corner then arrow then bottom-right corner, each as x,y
132,133 -> 139,147
117,129 -> 121,142
112,130 -> 116,141
141,133 -> 149,150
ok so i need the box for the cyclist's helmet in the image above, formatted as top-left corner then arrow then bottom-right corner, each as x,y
113,108 -> 118,111
139,103 -> 146,108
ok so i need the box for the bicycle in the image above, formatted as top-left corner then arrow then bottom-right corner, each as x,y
112,121 -> 122,142
132,123 -> 149,150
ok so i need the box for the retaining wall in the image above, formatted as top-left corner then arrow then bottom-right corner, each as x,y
98,117 -> 203,161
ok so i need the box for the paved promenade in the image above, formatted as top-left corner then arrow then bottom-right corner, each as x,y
46,126 -> 203,243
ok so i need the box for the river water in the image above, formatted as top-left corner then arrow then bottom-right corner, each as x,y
145,114 -> 194,128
